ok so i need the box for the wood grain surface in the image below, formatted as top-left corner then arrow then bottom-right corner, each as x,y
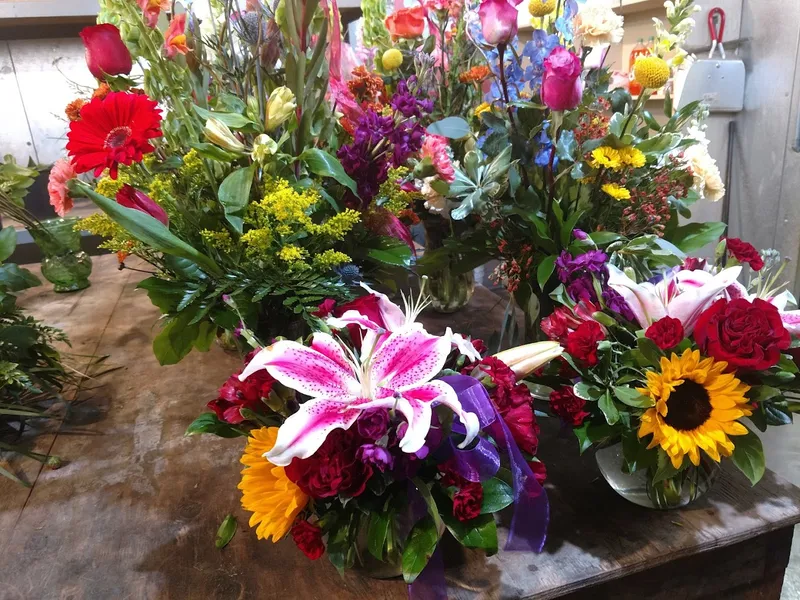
1,254 -> 800,600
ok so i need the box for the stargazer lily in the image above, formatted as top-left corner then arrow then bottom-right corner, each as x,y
240,328 -> 480,466
607,265 -> 742,334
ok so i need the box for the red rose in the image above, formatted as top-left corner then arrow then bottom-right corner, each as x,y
312,298 -> 336,318
726,238 -> 764,271
695,298 -> 791,370
384,6 -> 425,39
549,386 -> 590,426
284,428 -> 372,499
565,321 -> 605,366
471,356 -> 517,389
645,316 -> 685,350
291,521 -> 325,560
80,24 -> 133,80
529,459 -> 547,485
453,482 -> 483,522
207,359 -> 275,424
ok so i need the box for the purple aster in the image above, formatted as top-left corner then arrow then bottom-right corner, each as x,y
357,444 -> 394,472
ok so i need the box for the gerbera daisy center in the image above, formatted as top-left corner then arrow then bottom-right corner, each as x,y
104,126 -> 134,150
663,379 -> 712,431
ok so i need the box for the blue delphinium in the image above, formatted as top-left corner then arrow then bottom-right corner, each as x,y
523,30 -> 561,93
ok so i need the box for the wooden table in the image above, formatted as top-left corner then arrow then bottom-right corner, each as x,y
2,254 -> 800,600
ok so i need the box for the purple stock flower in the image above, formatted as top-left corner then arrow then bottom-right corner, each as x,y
391,78 -> 433,118
556,249 -> 608,303
603,287 -> 636,321
356,408 -> 390,440
357,444 -> 394,472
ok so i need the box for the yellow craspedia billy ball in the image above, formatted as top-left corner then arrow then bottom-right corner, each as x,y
634,56 -> 671,90
529,0 -> 556,17
382,48 -> 403,71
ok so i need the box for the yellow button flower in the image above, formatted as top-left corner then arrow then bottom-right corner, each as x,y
589,146 -> 621,170
634,56 -> 670,90
602,182 -> 631,200
382,48 -> 403,71
529,0 -> 556,17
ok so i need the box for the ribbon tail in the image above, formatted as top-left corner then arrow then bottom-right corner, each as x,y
408,546 -> 447,600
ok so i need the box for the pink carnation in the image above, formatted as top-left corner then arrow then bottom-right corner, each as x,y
421,135 -> 455,183
47,158 -> 76,217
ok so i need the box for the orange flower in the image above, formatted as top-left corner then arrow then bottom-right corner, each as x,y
92,83 -> 111,100
65,98 -> 86,122
164,14 -> 189,58
347,66 -> 386,104
384,6 -> 425,39
459,65 -> 492,84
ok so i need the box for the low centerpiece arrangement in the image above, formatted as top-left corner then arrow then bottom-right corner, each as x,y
193,286 -> 562,590
534,238 -> 800,507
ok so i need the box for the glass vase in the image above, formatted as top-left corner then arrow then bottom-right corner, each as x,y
31,218 -> 92,293
595,443 -> 721,509
423,218 -> 475,314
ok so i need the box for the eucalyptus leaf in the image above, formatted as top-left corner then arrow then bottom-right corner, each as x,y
427,116 -> 470,140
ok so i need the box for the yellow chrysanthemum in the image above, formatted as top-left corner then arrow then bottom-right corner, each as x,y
638,350 -> 752,469
474,102 -> 492,118
239,427 -> 308,542
529,0 -> 556,17
589,146 -> 622,170
602,183 -> 631,200
634,56 -> 670,90
382,48 -> 403,71
619,147 -> 646,168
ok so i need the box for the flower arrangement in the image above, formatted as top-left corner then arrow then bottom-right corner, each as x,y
191,285 -> 563,585
534,238 -> 800,507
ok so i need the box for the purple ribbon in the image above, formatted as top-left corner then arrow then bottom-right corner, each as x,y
408,375 -> 550,599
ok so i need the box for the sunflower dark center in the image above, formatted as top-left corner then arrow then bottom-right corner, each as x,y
104,126 -> 133,149
663,379 -> 712,431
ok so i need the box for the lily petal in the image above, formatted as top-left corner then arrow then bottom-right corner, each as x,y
371,326 -> 452,390
359,282 -> 407,331
668,266 -> 741,333
447,328 -> 483,362
240,336 -> 360,399
607,265 -> 665,327
780,310 -> 800,336
265,398 -> 362,466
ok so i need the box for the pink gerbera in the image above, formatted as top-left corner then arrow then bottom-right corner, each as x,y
47,158 -> 77,217
66,91 -> 162,179
421,134 -> 455,183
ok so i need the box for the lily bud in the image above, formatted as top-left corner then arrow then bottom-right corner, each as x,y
80,24 -> 133,81
265,86 -> 297,132
493,341 -> 563,381
116,185 -> 169,225
204,118 -> 246,153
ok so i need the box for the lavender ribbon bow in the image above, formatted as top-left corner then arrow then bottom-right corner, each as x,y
409,375 -> 550,599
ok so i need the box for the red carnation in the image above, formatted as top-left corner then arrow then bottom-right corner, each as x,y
67,91 -> 162,179
453,482 -> 483,522
291,521 -> 325,560
284,428 -> 372,499
207,360 -> 276,424
549,386 -> 590,427
80,24 -> 132,80
541,301 -> 601,344
695,298 -> 790,370
565,321 -> 605,367
726,238 -> 764,271
312,298 -> 336,318
645,316 -> 685,350
529,459 -> 547,485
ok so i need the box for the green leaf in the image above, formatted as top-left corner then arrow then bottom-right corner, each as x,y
299,148 -> 359,197
636,133 -> 681,154
218,165 -> 255,233
366,237 -> 412,267
441,512 -> 497,553
613,386 -> 654,408
185,412 -> 247,438
599,390 -> 620,425
215,514 -> 237,549
587,231 -> 622,246
152,311 -> 216,365
731,427 -> 766,485
426,116 -> 471,140
480,478 -> 514,514
536,255 -> 557,291
189,142 -> 242,162
0,227 -> 17,262
556,130 -> 577,161
636,337 -> 663,367
651,448 -> 687,484
573,382 -> 603,401
401,515 -> 440,584
573,422 -> 616,454
0,263 -> 40,292
367,511 -> 390,561
136,277 -> 187,313
192,105 -> 257,130
669,222 -> 727,253
73,181 -> 223,276
0,325 -> 39,350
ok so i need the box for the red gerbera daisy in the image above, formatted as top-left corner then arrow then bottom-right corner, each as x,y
66,91 -> 162,179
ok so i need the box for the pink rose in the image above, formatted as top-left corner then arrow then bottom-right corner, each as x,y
478,0 -> 518,46
541,46 -> 584,111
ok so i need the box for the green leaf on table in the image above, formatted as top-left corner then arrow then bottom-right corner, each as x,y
599,390 -> 620,425
185,412 -> 246,438
0,227 -> 17,262
299,148 -> 359,197
536,255 -> 557,290
731,427 -> 766,485
73,181 -> 223,276
401,515 -> 440,584
613,386 -> 654,408
218,165 -> 255,233
215,514 -> 237,549
0,263 -> 40,292
669,222 -> 727,253
480,478 -> 514,514
427,116 -> 471,140
367,511 -> 391,561
0,325 -> 39,350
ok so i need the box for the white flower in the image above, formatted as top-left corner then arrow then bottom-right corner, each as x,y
421,179 -> 452,216
683,126 -> 725,202
574,0 -> 624,47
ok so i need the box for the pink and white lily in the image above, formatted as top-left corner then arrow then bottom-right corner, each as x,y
607,265 -> 742,334
240,328 -> 480,466
327,283 -> 483,362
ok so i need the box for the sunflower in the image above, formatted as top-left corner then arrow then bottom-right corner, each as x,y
638,349 -> 752,469
239,427 -> 308,542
